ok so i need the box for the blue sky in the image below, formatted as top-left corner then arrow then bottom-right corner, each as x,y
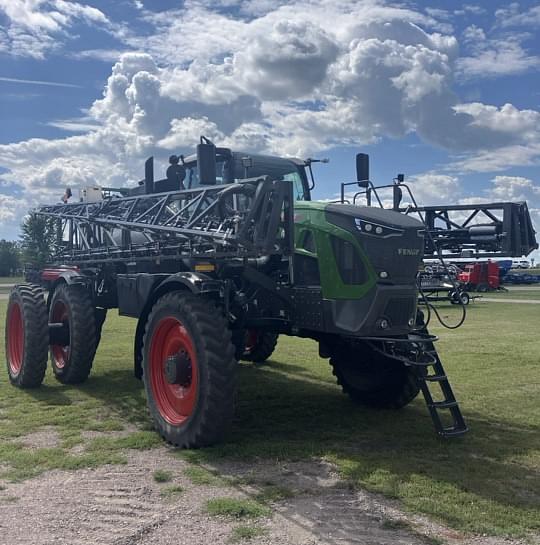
0,0 -> 539,259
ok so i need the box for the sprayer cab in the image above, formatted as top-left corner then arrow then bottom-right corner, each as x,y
126,138 -> 312,202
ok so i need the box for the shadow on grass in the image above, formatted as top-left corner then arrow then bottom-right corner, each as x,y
188,362 -> 539,536
5,368 -> 149,438
62,362 -> 539,521
9,350 -> 537,536
25,384 -> 74,406
264,358 -> 325,378
72,368 -> 149,426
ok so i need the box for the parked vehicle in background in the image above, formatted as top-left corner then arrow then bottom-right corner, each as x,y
458,261 -> 501,292
504,272 -> 540,284
511,258 -> 530,269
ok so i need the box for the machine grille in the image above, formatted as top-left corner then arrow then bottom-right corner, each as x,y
383,297 -> 416,327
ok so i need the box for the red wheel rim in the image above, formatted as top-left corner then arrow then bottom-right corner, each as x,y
149,317 -> 198,426
244,330 -> 259,353
7,301 -> 23,375
51,300 -> 69,369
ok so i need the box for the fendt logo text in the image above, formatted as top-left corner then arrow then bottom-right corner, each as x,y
398,248 -> 420,256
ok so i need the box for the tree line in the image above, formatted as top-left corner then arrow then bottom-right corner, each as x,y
0,215 -> 59,276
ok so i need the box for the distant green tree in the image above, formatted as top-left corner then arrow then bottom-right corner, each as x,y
0,240 -> 21,276
20,214 -> 60,269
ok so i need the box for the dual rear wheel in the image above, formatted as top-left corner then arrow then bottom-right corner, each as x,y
48,283 -> 98,384
5,282 -> 99,387
5,283 -> 238,448
5,284 -> 48,388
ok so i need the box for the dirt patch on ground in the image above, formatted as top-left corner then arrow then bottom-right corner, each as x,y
17,426 -> 62,449
0,448 -> 535,545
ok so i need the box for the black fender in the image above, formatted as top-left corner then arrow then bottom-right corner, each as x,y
157,271 -> 223,297
133,272 -> 223,379
43,270 -> 91,307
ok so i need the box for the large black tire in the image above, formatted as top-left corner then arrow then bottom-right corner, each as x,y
5,284 -> 48,388
49,283 -> 97,384
242,330 -> 278,363
329,341 -> 419,409
142,291 -> 237,448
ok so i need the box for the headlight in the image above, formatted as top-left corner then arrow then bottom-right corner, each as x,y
354,218 -> 404,238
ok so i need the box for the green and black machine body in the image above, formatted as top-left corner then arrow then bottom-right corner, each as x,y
5,137 -> 537,446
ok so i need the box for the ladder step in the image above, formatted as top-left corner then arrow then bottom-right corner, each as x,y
438,426 -> 468,438
424,374 -> 446,382
429,400 -> 458,409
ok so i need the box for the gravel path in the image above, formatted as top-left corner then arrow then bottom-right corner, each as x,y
0,448 -> 427,545
0,445 -> 532,545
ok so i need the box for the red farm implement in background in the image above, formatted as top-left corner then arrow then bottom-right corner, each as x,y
458,261 -> 500,292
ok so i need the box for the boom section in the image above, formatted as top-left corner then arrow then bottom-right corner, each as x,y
342,179 -> 537,258
407,202 -> 538,258
35,178 -> 294,262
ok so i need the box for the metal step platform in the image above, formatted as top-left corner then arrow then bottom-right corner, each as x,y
415,356 -> 468,438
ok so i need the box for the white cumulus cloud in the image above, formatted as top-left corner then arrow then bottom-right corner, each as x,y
0,0 -> 109,58
0,0 -> 539,239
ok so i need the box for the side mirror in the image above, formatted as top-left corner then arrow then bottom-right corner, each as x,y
393,185 -> 402,210
197,136 -> 217,185
356,153 -> 369,188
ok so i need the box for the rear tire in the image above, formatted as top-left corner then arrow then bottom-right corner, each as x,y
142,292 -> 237,448
329,341 -> 419,409
242,330 -> 278,363
49,283 -> 97,384
5,284 -> 48,388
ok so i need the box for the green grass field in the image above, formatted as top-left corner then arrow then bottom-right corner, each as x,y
0,298 -> 538,540
0,277 -> 23,295
0,277 -> 23,284
481,289 -> 540,300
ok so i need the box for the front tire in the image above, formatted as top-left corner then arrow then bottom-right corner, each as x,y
329,341 -> 419,409
142,292 -> 237,448
49,283 -> 98,384
5,284 -> 48,388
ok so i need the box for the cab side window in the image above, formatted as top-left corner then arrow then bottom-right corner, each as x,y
283,172 -> 306,201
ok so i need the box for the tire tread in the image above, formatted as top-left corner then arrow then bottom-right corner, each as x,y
329,342 -> 420,410
5,283 -> 48,388
49,283 -> 97,384
142,291 -> 237,448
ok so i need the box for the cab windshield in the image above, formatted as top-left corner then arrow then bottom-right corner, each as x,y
185,154 -> 310,200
